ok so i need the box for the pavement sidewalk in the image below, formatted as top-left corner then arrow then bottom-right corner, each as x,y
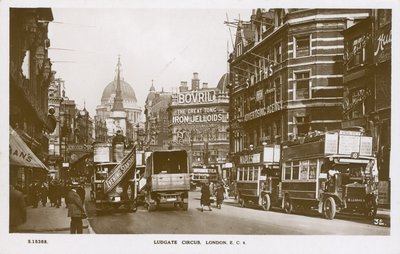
14,198 -> 92,234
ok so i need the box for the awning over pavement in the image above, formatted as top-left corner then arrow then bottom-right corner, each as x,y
9,126 -> 49,171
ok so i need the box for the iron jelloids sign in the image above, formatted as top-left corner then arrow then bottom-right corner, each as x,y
172,107 -> 226,124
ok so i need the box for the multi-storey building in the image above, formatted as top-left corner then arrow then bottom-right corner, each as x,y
228,8 -> 371,165
169,72 -> 230,169
341,9 -> 391,205
144,83 -> 172,150
47,77 -> 65,179
9,8 -> 56,189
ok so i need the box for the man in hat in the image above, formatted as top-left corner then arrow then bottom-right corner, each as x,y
66,183 -> 86,234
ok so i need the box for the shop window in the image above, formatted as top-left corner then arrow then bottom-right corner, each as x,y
295,35 -> 310,57
295,72 -> 310,100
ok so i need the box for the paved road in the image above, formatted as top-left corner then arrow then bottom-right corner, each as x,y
84,190 -> 389,235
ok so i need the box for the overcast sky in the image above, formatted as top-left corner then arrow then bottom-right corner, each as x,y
48,8 -> 251,117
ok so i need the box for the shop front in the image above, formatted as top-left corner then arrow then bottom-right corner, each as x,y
9,126 -> 49,193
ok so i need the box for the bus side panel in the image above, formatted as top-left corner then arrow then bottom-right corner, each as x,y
281,181 -> 317,200
237,182 -> 258,197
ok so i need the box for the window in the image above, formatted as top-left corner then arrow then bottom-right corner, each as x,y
309,160 -> 317,179
295,72 -> 310,100
295,35 -> 310,57
254,167 -> 259,180
378,9 -> 391,28
292,161 -> 300,180
300,160 -> 309,180
249,167 -> 254,181
284,162 -> 292,180
274,77 -> 281,102
274,43 -> 282,64
236,42 -> 243,57
296,115 -> 310,136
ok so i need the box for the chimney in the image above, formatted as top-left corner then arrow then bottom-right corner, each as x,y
191,72 -> 200,90
202,82 -> 208,89
179,81 -> 188,92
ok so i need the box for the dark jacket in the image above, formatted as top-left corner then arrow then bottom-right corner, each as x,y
67,189 -> 85,218
200,184 -> 211,206
10,186 -> 26,229
216,184 -> 225,202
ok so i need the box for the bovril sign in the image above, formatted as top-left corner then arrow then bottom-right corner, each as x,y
177,91 -> 215,104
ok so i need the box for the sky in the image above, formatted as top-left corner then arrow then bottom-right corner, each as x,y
47,8 -> 252,117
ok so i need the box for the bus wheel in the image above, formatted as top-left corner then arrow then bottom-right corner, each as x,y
262,194 -> 271,211
240,199 -> 245,208
323,197 -> 336,220
284,196 -> 293,214
365,196 -> 377,218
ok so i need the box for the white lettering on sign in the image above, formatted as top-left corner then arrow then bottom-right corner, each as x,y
240,153 -> 261,164
177,91 -> 215,104
104,149 -> 136,193
172,114 -> 224,124
374,30 -> 391,56
244,102 -> 282,121
264,65 -> 273,78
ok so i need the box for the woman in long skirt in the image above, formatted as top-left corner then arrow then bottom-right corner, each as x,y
200,182 -> 212,212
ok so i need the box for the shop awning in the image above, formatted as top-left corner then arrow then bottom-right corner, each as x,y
9,126 -> 49,171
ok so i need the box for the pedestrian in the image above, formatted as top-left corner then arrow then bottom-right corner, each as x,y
53,180 -> 61,208
200,181 -> 212,212
215,182 -> 225,209
10,185 -> 27,232
48,180 -> 55,207
76,184 -> 85,205
66,184 -> 87,234
29,181 -> 39,208
40,182 -> 48,207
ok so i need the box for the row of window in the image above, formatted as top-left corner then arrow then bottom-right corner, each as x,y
236,34 -> 311,60
237,166 -> 261,181
283,159 -> 317,181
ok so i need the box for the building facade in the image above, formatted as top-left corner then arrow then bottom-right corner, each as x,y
228,8 -> 371,168
169,73 -> 230,168
144,83 -> 172,150
9,8 -> 56,190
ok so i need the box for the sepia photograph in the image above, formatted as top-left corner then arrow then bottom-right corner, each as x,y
1,0 -> 399,253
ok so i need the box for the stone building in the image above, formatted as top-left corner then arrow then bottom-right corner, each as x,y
9,8 -> 56,190
169,73 -> 230,168
144,83 -> 172,150
341,9 -> 391,205
228,8 -> 371,161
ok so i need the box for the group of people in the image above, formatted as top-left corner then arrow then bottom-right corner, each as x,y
200,181 -> 226,212
10,179 -> 87,234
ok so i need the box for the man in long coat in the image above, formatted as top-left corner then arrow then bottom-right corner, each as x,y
66,185 -> 86,234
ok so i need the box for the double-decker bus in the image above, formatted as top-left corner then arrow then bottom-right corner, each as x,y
280,130 -> 378,219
